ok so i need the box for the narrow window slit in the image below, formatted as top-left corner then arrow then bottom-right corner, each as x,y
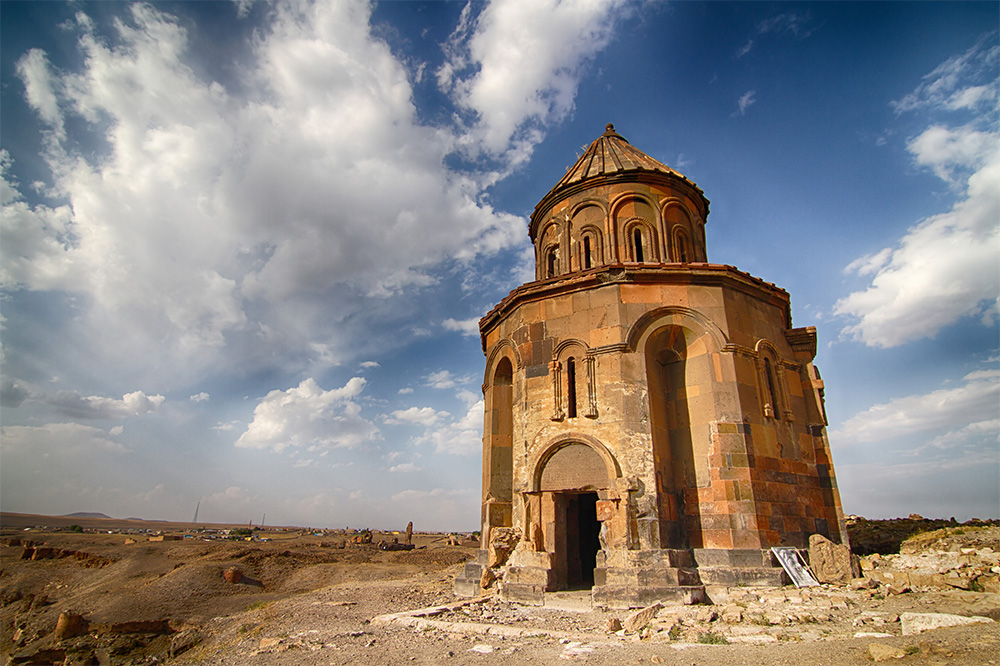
567,357 -> 577,418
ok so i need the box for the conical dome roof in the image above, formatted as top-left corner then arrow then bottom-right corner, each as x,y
554,123 -> 681,187
531,124 -> 708,234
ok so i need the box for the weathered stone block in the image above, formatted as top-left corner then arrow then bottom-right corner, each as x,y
809,534 -> 852,585
623,602 -> 661,632
501,583 -> 545,606
900,612 -> 994,636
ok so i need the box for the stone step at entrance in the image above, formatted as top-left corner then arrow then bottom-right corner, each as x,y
592,583 -> 706,609
593,553 -> 706,609
457,547 -> 791,609
543,590 -> 594,612
692,548 -> 789,587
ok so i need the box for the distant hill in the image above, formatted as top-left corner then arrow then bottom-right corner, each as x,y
62,512 -> 113,519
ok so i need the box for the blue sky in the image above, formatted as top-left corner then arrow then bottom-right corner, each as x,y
1,1 -> 997,530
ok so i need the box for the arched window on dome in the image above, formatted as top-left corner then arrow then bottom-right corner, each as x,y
633,229 -> 645,263
546,246 -> 559,278
673,228 -> 691,263
622,219 -> 656,263
577,226 -> 603,271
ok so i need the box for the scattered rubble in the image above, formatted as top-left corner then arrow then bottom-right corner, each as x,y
862,526 -> 1000,593
414,526 -> 1000,652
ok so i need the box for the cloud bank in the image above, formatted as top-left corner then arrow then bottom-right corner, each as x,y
835,38 -> 1000,348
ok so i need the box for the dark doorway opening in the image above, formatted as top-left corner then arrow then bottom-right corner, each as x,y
563,492 -> 601,589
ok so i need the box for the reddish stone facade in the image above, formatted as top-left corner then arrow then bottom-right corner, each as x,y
454,125 -> 847,608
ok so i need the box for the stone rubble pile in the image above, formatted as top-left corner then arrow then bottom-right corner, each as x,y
862,540 -> 1000,594
615,586 -> 864,643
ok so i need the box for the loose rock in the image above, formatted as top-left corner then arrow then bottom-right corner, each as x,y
900,612 -> 994,636
867,643 -> 906,662
623,602 -> 662,633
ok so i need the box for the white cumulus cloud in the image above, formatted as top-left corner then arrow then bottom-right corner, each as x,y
1,1 -> 526,380
386,406 -> 447,427
835,40 -> 1000,348
236,377 -> 377,452
426,369 -> 469,389
44,390 -> 165,420
832,367 -> 999,446
424,398 -> 484,456
439,0 -> 626,167
443,317 -> 480,336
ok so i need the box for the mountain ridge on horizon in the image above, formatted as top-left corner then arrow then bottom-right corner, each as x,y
62,512 -> 113,519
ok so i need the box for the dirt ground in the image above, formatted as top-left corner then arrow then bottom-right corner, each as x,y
2,514 -> 999,665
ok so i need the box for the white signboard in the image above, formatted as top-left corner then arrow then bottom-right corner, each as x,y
771,547 -> 819,588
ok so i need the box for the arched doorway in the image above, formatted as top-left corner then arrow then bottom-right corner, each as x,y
536,442 -> 612,590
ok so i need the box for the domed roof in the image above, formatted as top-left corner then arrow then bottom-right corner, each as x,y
532,124 -> 708,228
555,123 -> 681,187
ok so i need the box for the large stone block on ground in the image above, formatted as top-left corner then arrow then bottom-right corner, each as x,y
623,602 -> 661,633
500,583 -> 545,606
696,566 -> 787,587
900,612 -> 994,636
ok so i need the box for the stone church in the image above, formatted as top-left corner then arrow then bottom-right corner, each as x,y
454,124 -> 847,608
